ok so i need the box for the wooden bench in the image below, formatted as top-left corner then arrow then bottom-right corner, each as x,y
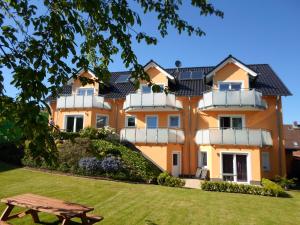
0,193 -> 103,224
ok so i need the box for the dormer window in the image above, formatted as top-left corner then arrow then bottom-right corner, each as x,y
141,84 -> 164,94
77,88 -> 94,96
219,82 -> 242,91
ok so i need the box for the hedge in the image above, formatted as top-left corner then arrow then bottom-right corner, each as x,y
157,172 -> 185,187
201,179 -> 289,197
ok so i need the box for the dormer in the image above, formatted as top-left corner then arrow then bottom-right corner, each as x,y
205,55 -> 257,90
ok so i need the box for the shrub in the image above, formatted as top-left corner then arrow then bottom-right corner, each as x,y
201,180 -> 289,197
0,143 -> 24,165
101,156 -> 122,173
157,172 -> 185,187
78,157 -> 102,175
91,139 -> 121,158
274,175 -> 297,190
53,131 -> 80,141
79,127 -> 99,139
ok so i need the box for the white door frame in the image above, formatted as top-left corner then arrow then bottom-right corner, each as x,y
172,151 -> 181,177
64,114 -> 84,132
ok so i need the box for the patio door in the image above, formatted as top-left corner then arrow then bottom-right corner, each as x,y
222,153 -> 248,182
66,115 -> 83,132
172,152 -> 181,177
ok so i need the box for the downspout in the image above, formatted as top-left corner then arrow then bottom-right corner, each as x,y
114,99 -> 118,133
276,95 -> 283,176
188,96 -> 192,176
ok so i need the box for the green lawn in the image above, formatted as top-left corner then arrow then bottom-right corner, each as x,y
0,162 -> 300,225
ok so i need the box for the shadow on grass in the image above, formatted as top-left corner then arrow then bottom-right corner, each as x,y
145,219 -> 159,225
0,161 -> 21,173
37,221 -> 82,225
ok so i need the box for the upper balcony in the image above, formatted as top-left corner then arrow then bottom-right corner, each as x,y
120,128 -> 185,144
123,93 -> 182,112
198,89 -> 267,111
195,128 -> 273,147
57,94 -> 111,110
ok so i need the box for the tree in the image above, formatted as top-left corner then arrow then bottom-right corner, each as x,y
0,0 -> 223,160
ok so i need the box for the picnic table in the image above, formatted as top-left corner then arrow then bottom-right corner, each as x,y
0,193 -> 103,225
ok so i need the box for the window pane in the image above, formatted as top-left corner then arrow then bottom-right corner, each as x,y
219,83 -> 230,91
77,89 -> 85,96
173,154 -> 178,166
75,117 -> 83,132
180,71 -> 191,80
231,83 -> 242,91
262,152 -> 270,171
191,71 -> 203,79
158,85 -> 164,93
232,117 -> 243,129
66,117 -> 75,132
220,117 -> 231,129
146,116 -> 157,128
96,116 -> 108,128
169,116 -> 179,127
142,86 -> 151,94
86,89 -> 94,96
236,155 -> 247,182
201,152 -> 207,167
127,117 -> 135,127
222,154 -> 234,174
115,74 -> 130,83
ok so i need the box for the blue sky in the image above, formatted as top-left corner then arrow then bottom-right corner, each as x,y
2,0 -> 299,124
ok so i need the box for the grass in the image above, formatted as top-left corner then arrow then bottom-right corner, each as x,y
1,162 -> 300,225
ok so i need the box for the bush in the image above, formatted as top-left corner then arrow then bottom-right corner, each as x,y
201,180 -> 289,197
79,127 -> 99,139
101,156 -> 122,173
274,175 -> 297,190
53,131 -> 80,141
78,157 -> 102,175
157,172 -> 185,187
91,139 -> 121,158
0,143 -> 24,165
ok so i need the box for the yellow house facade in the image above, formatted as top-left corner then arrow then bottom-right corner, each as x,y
48,55 -> 291,184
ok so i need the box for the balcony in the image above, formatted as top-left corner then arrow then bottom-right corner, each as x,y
120,128 -> 185,144
195,128 -> 273,147
123,93 -> 182,112
57,95 -> 111,109
198,89 -> 267,111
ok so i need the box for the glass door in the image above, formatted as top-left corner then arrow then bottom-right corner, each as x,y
222,153 -> 248,182
65,115 -> 84,132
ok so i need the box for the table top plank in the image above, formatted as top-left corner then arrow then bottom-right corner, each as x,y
1,194 -> 93,217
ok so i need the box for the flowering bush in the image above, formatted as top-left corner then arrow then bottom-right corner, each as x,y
101,156 -> 122,173
78,157 -> 102,174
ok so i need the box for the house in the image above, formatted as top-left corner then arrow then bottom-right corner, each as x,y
284,122 -> 300,178
47,55 -> 291,184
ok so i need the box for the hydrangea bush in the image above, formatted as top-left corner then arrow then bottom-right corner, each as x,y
78,157 -> 102,174
101,156 -> 122,173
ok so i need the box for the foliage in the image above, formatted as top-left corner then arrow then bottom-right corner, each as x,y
274,175 -> 297,190
78,157 -> 102,175
0,143 -> 24,165
201,180 -> 289,197
79,126 -> 118,140
0,1 -> 223,158
53,131 -> 80,141
91,139 -> 121,158
101,156 -> 122,173
157,172 -> 185,187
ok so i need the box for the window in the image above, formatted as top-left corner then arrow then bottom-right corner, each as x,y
65,115 -> 84,132
96,115 -> 109,128
173,154 -> 178,166
218,82 -> 242,91
220,116 -> 243,129
115,74 -> 130,83
77,88 -> 94,96
146,116 -> 158,128
126,116 -> 136,127
199,151 -> 207,168
141,84 -> 164,93
262,152 -> 270,171
169,115 -> 180,128
180,71 -> 203,80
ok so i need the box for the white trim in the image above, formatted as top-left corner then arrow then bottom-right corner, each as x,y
219,151 -> 251,184
144,62 -> 174,80
207,57 -> 257,79
217,80 -> 245,89
145,115 -> 158,128
64,114 -> 85,132
172,151 -> 182,177
125,115 -> 136,128
198,149 -> 208,168
168,114 -> 181,128
96,114 -> 109,128
67,69 -> 97,85
218,114 -> 246,128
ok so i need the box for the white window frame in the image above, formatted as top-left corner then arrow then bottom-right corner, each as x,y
218,114 -> 246,129
140,84 -> 165,94
168,114 -> 180,128
218,81 -> 244,90
96,114 -> 109,128
262,152 -> 271,172
198,150 -> 208,168
145,115 -> 158,128
64,114 -> 85,132
77,87 -> 95,96
125,116 -> 136,128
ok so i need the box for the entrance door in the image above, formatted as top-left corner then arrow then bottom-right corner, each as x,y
172,152 -> 181,177
65,115 -> 83,132
222,153 -> 248,182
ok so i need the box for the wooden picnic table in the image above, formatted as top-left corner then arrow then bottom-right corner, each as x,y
0,193 -> 103,225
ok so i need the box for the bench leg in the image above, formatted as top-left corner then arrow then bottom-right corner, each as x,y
61,218 -> 70,225
0,205 -> 14,221
29,210 -> 40,223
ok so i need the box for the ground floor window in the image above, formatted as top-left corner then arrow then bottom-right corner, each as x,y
96,115 -> 109,128
222,153 -> 248,182
125,116 -> 136,127
198,151 -> 207,168
65,115 -> 84,132
262,152 -> 270,171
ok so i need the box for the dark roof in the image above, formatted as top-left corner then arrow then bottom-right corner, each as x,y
284,124 -> 300,151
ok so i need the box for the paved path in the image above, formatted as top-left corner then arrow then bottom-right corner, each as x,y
183,179 -> 201,189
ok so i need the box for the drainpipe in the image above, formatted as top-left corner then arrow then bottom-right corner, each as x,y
276,96 -> 283,176
188,96 -> 192,176
114,99 -> 118,133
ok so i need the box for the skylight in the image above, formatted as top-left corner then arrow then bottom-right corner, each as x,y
115,74 -> 130,83
179,71 -> 203,80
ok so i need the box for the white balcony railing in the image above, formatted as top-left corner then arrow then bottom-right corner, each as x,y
198,89 -> 267,110
57,95 -> 111,109
123,93 -> 182,111
195,128 -> 273,146
120,128 -> 185,144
